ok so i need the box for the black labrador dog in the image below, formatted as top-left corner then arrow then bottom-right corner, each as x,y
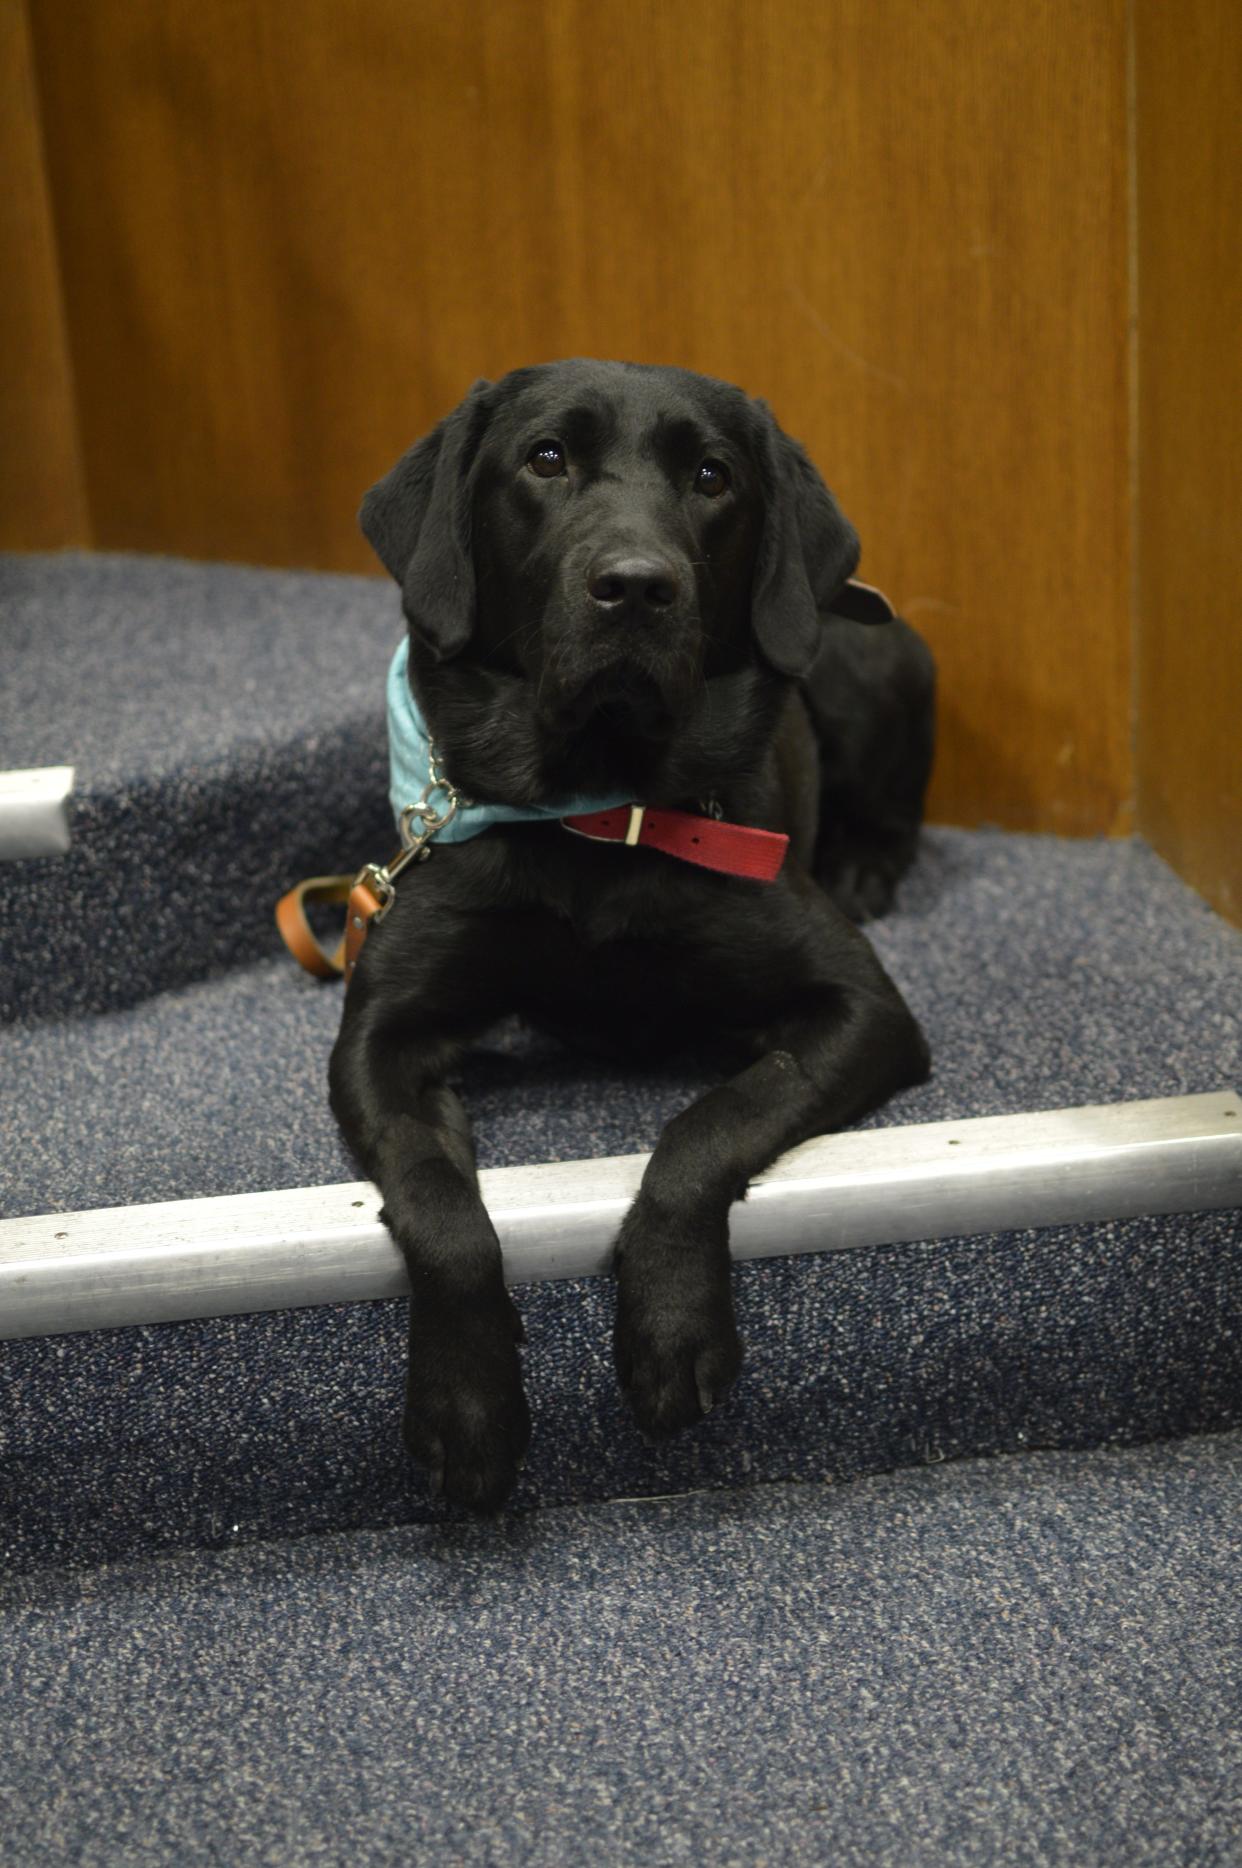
329,359 -> 935,1510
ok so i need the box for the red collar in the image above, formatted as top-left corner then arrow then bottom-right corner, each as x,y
561,803 -> 788,882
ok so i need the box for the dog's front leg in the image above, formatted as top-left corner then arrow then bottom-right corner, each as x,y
329,1008 -> 530,1511
615,961 -> 929,1439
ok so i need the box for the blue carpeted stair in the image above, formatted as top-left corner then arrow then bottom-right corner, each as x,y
4,1432 -> 1241,1868
2,552 -> 1241,1864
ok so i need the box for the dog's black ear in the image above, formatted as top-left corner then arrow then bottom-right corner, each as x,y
751,409 -> 869,677
359,379 -> 490,660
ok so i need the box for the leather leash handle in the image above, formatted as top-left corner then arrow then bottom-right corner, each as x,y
275,874 -> 353,978
275,872 -> 390,982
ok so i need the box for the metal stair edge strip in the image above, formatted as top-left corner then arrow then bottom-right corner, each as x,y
0,766 -> 75,860
3,1090 -> 1239,1341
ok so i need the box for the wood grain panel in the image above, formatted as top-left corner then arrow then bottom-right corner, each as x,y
0,0 -> 87,551
27,0 -> 1132,831
1134,0 -> 1242,925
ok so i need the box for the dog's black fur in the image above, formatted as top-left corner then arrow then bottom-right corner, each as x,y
330,359 -> 935,1510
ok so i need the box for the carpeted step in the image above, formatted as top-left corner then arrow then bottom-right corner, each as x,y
3,1432 -> 1240,1867
0,552 -> 397,1021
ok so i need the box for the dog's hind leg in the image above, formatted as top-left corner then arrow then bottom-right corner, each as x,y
802,613 -> 936,921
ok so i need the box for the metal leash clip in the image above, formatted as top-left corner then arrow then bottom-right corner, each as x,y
365,743 -> 471,923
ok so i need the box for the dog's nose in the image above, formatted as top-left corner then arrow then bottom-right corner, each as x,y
587,554 -> 679,613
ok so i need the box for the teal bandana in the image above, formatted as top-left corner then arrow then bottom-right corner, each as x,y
386,637 -> 631,840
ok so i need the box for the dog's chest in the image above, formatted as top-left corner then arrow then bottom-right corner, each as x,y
427,828 -> 799,1041
506,867 -> 787,1047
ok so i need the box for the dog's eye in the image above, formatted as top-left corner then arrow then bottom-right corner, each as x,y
527,440 -> 567,479
695,459 -> 731,498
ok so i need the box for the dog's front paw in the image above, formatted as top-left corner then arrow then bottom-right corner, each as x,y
404,1292 -> 531,1512
613,1200 -> 743,1439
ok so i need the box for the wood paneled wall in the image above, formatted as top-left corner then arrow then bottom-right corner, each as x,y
1134,0 -> 1242,924
0,0 -> 87,551
7,0 -> 1219,858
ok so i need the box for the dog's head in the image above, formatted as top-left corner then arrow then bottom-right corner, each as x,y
362,360 -> 887,801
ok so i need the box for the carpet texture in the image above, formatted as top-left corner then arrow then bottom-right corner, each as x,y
3,1432 -> 1241,1867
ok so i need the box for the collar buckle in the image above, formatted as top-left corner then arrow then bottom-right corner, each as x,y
561,803 -> 646,849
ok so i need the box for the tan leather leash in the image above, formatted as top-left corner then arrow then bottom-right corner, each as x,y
275,870 -> 386,983
276,747 -> 468,985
